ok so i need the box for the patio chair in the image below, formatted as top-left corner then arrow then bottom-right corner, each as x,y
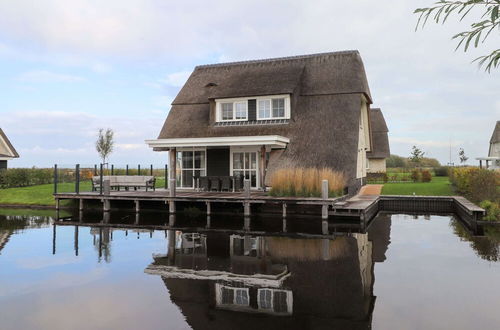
233,175 -> 244,191
209,176 -> 220,192
199,176 -> 210,192
220,176 -> 232,192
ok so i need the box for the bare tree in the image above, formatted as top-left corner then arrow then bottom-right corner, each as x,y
96,128 -> 114,165
459,147 -> 469,165
409,145 -> 426,166
415,1 -> 500,72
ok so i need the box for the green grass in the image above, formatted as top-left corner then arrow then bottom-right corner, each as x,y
381,177 -> 454,196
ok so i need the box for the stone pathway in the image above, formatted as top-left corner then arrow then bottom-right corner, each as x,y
359,184 -> 383,195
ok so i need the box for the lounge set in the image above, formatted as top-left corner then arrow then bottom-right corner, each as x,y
196,176 -> 245,192
92,176 -> 156,192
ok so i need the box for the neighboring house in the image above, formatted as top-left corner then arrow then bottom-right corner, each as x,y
0,128 -> 19,169
367,108 -> 390,173
476,121 -> 500,169
147,51 -> 376,194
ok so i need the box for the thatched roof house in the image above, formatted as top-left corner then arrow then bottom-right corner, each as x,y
477,121 -> 500,169
367,108 -> 390,173
0,128 -> 19,169
147,51 -> 378,194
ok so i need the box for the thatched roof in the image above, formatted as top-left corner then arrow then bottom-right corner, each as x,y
157,51 -> 373,190
490,121 -> 500,144
0,128 -> 19,158
367,108 -> 390,159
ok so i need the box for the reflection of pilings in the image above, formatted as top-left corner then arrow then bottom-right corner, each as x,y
169,214 -> 176,227
244,216 -> 250,231
167,230 -> 175,265
74,225 -> 79,256
322,220 -> 329,235
52,224 -> 56,255
103,212 -> 110,224
282,218 -> 287,232
135,213 -> 140,225
79,211 -> 83,222
321,239 -> 331,260
206,216 -> 211,229
98,227 -> 103,259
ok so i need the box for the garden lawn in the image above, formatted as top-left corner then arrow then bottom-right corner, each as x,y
0,183 -> 90,206
381,177 -> 454,196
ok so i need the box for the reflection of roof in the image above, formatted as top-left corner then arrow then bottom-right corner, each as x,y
490,121 -> 500,144
0,128 -> 19,158
368,108 -> 390,159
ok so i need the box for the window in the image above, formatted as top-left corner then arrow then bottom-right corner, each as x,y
257,289 -> 293,315
235,102 -> 247,119
176,149 -> 206,188
258,97 -> 286,119
221,103 -> 233,120
232,151 -> 257,188
216,95 -> 289,122
216,284 -> 250,308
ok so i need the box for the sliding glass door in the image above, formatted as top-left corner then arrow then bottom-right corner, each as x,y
232,151 -> 258,188
176,149 -> 206,188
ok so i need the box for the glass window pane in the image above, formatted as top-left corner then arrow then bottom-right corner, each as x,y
221,288 -> 234,305
195,151 -> 205,169
244,153 -> 250,170
182,170 -> 193,188
233,170 -> 244,179
251,153 -> 257,169
273,291 -> 288,313
235,102 -> 247,119
233,152 -> 243,170
182,151 -> 193,169
259,290 -> 272,309
272,98 -> 285,118
258,99 -> 271,119
221,103 -> 233,120
235,290 -> 248,305
250,171 -> 256,187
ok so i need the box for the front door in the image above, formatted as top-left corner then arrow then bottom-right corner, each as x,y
231,151 -> 258,188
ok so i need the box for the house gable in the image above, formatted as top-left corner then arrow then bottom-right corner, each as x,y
0,128 -> 19,159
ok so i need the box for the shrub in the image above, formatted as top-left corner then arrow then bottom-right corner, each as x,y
449,167 -> 500,203
269,167 -> 346,197
434,166 -> 449,177
480,200 -> 500,221
421,169 -> 432,182
410,169 -> 420,182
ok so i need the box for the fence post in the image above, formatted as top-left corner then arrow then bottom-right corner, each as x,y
165,165 -> 168,189
94,164 -> 97,176
75,164 -> 80,194
99,164 -> 104,195
111,164 -> 114,176
137,164 -> 140,175
126,165 -> 129,176
54,164 -> 58,194
150,164 -> 153,176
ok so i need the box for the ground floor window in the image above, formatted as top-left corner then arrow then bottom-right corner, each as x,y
231,151 -> 258,188
176,148 -> 206,188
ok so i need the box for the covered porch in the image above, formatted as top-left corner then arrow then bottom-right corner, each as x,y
476,156 -> 500,169
146,135 -> 289,190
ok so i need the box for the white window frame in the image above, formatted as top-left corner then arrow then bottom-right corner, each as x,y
229,146 -> 260,189
215,283 -> 250,307
176,147 -> 207,189
215,95 -> 290,122
216,99 -> 248,122
257,288 -> 293,315
256,95 -> 290,120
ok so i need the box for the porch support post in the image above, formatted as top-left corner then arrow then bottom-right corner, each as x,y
479,160 -> 483,169
169,148 -> 176,181
259,145 -> 266,191
322,180 -> 329,220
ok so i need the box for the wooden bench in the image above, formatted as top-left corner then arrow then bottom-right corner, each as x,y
92,176 -> 156,192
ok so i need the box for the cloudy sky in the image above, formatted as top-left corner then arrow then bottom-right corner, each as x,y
0,0 -> 498,168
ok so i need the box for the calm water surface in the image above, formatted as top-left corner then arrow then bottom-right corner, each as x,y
0,209 -> 500,330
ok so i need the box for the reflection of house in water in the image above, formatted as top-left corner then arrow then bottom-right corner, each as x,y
0,214 -> 52,255
146,216 -> 392,329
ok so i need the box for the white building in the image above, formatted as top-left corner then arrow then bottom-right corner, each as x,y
476,121 -> 500,169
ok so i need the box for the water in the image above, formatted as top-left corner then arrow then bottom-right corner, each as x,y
1,209 -> 500,330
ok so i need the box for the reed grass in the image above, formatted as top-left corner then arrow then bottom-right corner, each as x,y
269,167 -> 346,197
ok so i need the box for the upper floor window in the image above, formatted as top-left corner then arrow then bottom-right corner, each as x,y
216,95 -> 290,122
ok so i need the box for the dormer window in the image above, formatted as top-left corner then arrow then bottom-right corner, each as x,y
216,95 -> 290,122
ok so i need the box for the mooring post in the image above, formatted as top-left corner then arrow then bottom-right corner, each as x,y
53,164 -> 58,194
282,203 -> 287,218
55,198 -> 60,210
169,214 -> 175,226
206,216 -> 211,228
169,200 -> 176,214
138,164 -> 141,175
75,164 -> 80,194
79,198 -> 84,211
206,202 -> 211,215
126,165 -> 129,176
135,212 -> 140,225
244,216 -> 251,231
150,164 -> 153,176
99,164 -> 104,195
244,179 -> 251,199
103,179 -> 111,196
135,200 -> 140,213
244,202 -> 251,217
282,218 -> 287,232
111,164 -> 114,175
322,179 -> 329,220
322,220 -> 329,235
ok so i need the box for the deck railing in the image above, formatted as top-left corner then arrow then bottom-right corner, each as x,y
53,164 -> 169,195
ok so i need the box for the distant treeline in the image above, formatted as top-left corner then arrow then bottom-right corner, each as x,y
386,154 -> 441,168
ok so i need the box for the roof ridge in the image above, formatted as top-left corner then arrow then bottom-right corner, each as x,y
195,50 -> 360,69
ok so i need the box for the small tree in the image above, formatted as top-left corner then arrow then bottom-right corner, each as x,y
409,146 -> 425,167
459,148 -> 469,165
96,128 -> 114,165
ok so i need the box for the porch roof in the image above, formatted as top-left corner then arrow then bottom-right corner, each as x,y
146,135 -> 289,150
